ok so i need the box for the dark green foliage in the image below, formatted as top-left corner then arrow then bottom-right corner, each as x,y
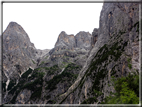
22,71 -> 45,100
47,65 -> 60,75
127,58 -> 131,63
45,95 -> 51,99
8,85 -> 18,95
39,61 -> 45,66
45,71 -> 78,91
45,63 -> 80,92
28,69 -> 45,80
76,30 -> 128,104
133,21 -> 139,33
128,64 -> 132,69
8,68 -> 44,103
2,82 -> 6,92
102,73 -> 139,104
7,79 -> 16,91
93,89 -> 103,96
21,68 -> 33,79
30,87 -> 42,100
32,60 -> 35,64
34,67 -> 46,71
22,77 -> 43,91
127,58 -> 132,69
47,100 -> 56,104
9,79 -> 25,103
81,97 -> 97,104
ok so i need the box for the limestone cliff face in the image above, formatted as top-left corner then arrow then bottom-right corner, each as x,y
2,22 -> 50,103
2,2 -> 140,105
75,31 -> 92,50
56,2 -> 139,104
55,31 -> 75,50
55,31 -> 92,50
3,22 -> 37,80
91,28 -> 98,47
2,23 -> 93,104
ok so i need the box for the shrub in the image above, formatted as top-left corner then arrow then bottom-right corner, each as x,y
102,73 -> 139,104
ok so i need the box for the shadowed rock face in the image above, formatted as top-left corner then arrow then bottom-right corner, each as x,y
91,28 -> 98,47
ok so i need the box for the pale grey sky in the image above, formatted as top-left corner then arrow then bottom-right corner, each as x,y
3,3 -> 103,50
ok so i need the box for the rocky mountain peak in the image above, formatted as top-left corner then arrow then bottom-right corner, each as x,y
2,2 -> 139,105
7,22 -> 19,28
75,31 -> 92,50
3,22 -> 34,50
4,22 -> 27,36
55,31 -> 76,49
55,31 -> 93,50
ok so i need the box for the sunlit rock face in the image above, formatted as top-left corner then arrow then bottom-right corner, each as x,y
55,31 -> 76,50
55,31 -> 93,50
2,22 -> 50,103
3,22 -> 37,79
75,31 -> 92,50
54,2 -> 139,104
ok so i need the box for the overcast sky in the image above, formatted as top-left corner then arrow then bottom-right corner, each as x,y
3,3 -> 104,50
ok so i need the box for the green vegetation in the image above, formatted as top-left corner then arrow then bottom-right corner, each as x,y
45,56 -> 49,59
101,73 -> 139,104
47,65 -> 60,75
2,82 -> 6,92
81,97 -> 97,104
45,95 -> 51,99
21,68 -> 33,79
9,79 -> 25,103
128,63 -> 132,69
39,61 -> 45,66
8,68 -> 33,96
7,79 -> 16,91
133,21 -> 139,33
60,29 -> 129,104
8,68 -> 45,103
127,58 -> 132,69
47,100 -> 56,104
45,63 -> 80,92
22,71 -> 45,100
32,60 -> 35,64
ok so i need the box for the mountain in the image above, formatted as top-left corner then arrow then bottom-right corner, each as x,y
55,2 -> 140,104
2,22 -> 50,103
1,2 -> 140,105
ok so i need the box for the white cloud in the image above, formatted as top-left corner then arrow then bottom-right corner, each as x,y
3,3 -> 103,49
